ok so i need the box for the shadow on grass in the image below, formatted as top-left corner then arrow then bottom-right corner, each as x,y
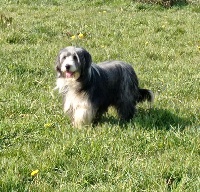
98,107 -> 192,131
135,107 -> 191,131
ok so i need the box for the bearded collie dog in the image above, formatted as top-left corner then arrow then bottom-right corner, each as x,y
54,46 -> 153,128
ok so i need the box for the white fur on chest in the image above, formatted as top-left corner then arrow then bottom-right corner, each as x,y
63,88 -> 90,113
55,77 -> 68,93
56,77 -> 96,127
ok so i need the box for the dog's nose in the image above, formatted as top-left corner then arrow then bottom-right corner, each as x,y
65,65 -> 70,71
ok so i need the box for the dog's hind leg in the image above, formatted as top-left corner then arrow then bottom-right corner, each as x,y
116,101 -> 136,121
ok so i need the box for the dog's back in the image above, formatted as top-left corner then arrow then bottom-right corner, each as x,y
97,60 -> 138,90
97,60 -> 153,105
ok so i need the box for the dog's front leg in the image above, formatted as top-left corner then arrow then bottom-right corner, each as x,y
73,107 -> 94,128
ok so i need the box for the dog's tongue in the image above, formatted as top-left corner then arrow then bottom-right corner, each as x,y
66,71 -> 73,78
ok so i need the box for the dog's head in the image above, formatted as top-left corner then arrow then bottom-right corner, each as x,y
56,46 -> 92,80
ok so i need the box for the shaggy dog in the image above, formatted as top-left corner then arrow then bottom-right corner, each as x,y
55,46 -> 153,128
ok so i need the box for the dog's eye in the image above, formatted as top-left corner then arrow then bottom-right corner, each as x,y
73,55 -> 77,60
62,56 -> 67,60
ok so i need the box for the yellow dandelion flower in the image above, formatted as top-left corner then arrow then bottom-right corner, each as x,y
71,35 -> 76,40
78,33 -> 84,39
44,123 -> 53,128
103,11 -> 107,13
31,169 -> 39,176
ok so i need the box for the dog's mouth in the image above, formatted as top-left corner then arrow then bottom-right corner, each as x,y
63,71 -> 80,80
65,71 -> 74,78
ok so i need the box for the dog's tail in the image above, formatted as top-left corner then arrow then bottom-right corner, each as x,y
138,89 -> 154,105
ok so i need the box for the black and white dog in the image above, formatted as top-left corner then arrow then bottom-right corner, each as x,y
55,46 -> 153,128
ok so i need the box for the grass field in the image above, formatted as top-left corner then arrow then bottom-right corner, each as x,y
0,0 -> 200,191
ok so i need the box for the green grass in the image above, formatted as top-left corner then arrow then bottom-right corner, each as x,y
0,0 -> 200,191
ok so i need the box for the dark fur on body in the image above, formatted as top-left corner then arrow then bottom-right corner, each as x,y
55,46 -> 153,127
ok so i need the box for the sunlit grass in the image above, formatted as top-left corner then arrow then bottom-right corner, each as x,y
0,0 -> 200,191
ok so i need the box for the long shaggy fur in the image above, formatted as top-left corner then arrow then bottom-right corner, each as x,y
55,46 -> 153,128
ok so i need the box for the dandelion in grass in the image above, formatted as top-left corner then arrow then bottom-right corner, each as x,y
78,33 -> 84,39
44,123 -> 53,128
31,169 -> 39,176
71,35 -> 76,40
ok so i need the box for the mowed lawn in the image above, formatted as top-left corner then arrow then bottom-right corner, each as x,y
0,0 -> 200,191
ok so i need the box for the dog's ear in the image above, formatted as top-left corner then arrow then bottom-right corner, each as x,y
55,52 -> 61,78
76,47 -> 92,67
74,47 -> 92,81
55,51 -> 62,76
82,48 -> 92,67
